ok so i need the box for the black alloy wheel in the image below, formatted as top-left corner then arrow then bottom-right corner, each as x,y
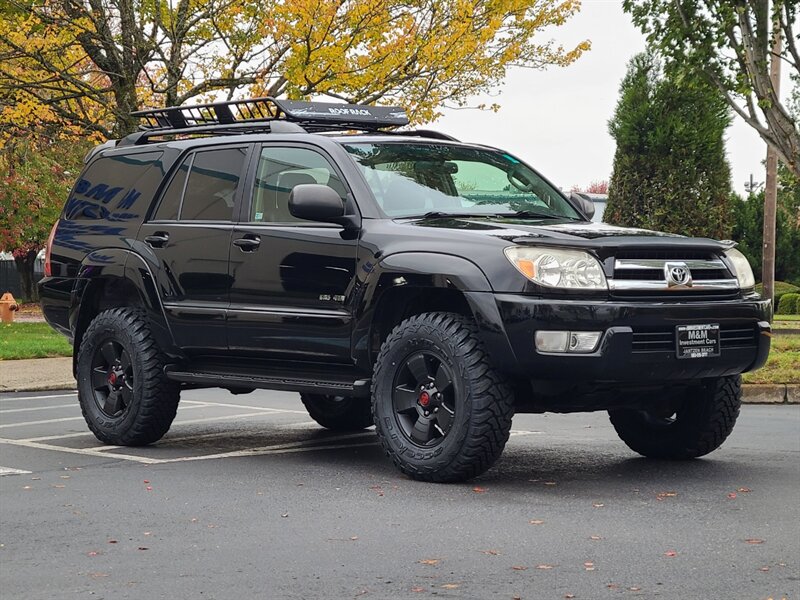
90,339 -> 134,418
392,351 -> 455,446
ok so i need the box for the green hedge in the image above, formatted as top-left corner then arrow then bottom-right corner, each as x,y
755,280 -> 800,306
777,293 -> 799,315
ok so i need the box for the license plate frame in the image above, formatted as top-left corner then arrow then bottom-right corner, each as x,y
675,324 -> 720,359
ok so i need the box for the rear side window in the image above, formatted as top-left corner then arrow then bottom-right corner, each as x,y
153,156 -> 191,221
64,152 -> 165,221
180,148 -> 246,221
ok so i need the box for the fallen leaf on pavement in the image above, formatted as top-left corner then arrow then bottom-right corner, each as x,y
565,594 -> 576,599
664,551 -> 677,557
628,587 -> 641,592
738,487 -> 752,493
656,492 -> 677,501
108,540 -> 117,544
87,551 -> 99,557
418,559 -> 440,565
529,520 -> 544,525
606,584 -> 619,590
145,486 -> 153,491
536,564 -> 555,570
410,587 -> 425,593
592,503 -> 604,508
88,573 -> 109,579
583,561 -> 595,571
511,566 -> 527,571
281,513 -> 289,518
137,547 -> 148,551
727,492 -> 737,499
481,549 -> 501,555
472,487 -> 487,493
589,536 -> 603,541
543,481 -> 557,486
441,584 -> 460,589
143,480 -> 149,484
759,566 -> 770,572
350,536 -> 359,541
745,539 -> 765,544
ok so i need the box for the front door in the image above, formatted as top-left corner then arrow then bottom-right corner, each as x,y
227,144 -> 359,362
138,144 -> 250,354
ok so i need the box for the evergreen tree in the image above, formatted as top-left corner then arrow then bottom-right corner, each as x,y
605,53 -> 733,239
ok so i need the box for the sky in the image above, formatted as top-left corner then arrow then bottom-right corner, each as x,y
432,0 -> 770,196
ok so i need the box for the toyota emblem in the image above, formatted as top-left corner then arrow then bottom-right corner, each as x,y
664,262 -> 692,287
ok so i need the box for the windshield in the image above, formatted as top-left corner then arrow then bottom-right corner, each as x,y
343,142 -> 581,220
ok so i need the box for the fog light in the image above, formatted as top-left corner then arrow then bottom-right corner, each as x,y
568,331 -> 602,353
535,330 -> 602,354
535,330 -> 569,353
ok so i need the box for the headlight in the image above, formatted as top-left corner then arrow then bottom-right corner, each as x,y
504,246 -> 607,290
724,248 -> 755,289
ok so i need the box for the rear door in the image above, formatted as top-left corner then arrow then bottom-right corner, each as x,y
138,144 -> 251,354
227,143 -> 359,362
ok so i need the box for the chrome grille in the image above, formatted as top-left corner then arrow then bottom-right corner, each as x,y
609,255 -> 738,296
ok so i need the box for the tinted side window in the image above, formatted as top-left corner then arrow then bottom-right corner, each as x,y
64,151 -> 165,221
153,155 -> 191,221
180,148 -> 246,221
251,147 -> 346,223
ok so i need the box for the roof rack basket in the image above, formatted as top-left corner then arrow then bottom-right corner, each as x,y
131,97 -> 408,133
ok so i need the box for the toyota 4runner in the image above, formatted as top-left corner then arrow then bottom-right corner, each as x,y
40,98 -> 771,482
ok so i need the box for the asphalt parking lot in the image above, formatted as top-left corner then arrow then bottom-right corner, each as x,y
1,389 -> 798,600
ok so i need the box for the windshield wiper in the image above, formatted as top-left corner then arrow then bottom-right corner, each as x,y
410,211 -> 491,219
500,210 -> 574,220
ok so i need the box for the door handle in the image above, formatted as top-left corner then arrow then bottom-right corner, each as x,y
233,235 -> 261,251
144,232 -> 169,248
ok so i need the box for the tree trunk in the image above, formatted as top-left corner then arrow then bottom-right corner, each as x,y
14,250 -> 39,303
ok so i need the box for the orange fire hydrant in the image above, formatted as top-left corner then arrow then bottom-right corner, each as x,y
1,292 -> 19,323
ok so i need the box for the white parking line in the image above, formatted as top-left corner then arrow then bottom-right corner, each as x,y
0,466 -> 33,476
0,393 -> 77,403
18,410 -> 303,442
0,438 -> 161,464
0,431 -> 378,465
181,399 -> 307,414
0,403 -> 211,429
0,403 -> 77,414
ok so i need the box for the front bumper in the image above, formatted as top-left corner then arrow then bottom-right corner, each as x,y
480,294 -> 771,382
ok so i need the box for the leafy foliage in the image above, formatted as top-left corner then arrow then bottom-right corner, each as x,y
777,293 -> 799,315
0,0 -> 590,136
605,53 -> 733,239
730,167 -> 800,286
0,131 -> 91,300
622,0 -> 800,178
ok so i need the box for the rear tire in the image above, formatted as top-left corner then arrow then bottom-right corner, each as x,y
76,308 -> 180,446
300,394 -> 372,431
609,375 -> 742,459
372,312 -> 514,483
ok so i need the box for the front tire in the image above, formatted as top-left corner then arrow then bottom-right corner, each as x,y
76,308 -> 180,446
300,394 -> 372,431
372,312 -> 515,483
609,375 -> 742,459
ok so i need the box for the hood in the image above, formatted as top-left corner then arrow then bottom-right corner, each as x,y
402,217 -> 733,251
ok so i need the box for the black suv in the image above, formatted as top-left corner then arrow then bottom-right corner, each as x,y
40,98 -> 771,482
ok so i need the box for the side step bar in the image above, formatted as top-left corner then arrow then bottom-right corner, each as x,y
164,367 -> 371,398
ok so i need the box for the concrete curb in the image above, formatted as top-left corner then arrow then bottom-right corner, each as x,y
0,357 -> 797,403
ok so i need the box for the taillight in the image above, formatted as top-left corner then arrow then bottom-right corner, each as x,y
44,219 -> 59,277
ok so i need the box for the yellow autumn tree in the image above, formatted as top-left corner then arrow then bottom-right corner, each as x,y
1,0 -> 589,136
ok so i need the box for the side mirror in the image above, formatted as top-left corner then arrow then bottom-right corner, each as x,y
289,184 -> 347,224
570,192 -> 596,221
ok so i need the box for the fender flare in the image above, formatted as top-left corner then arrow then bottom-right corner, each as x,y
351,252 -> 518,371
70,249 -> 176,371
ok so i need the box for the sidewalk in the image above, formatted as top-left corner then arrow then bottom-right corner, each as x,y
1,357 -> 797,402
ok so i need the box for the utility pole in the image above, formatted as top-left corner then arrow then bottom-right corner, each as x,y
762,13 -> 781,312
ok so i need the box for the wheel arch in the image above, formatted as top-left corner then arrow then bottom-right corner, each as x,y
70,249 -> 175,375
352,252 -> 517,372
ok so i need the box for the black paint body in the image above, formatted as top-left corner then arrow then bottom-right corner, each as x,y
40,133 -> 771,412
